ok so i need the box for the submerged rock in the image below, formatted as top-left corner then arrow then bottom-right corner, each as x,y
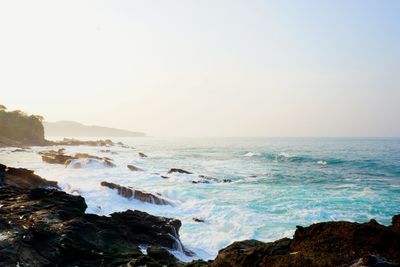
101,181 -> 173,206
65,158 -> 116,168
127,164 -> 144,171
0,163 -> 188,266
51,138 -> 115,147
168,168 -> 193,174
138,152 -> 148,158
192,217 -> 205,223
192,175 -> 232,184
212,217 -> 400,267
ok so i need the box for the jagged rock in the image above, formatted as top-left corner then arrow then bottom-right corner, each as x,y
65,158 -> 116,168
101,181 -> 173,205
127,164 -> 144,171
0,164 -> 187,266
40,150 -> 115,167
0,165 -> 58,189
168,168 -> 192,174
192,175 -> 231,184
350,255 -> 398,267
147,246 -> 180,266
212,217 -> 400,267
393,215 -> 400,233
139,152 -> 148,158
41,153 -> 75,164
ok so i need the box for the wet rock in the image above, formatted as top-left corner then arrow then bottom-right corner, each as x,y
393,215 -> 400,233
192,217 -> 205,223
101,181 -> 173,205
127,164 -> 144,171
168,168 -> 192,174
139,152 -> 148,158
0,164 -> 189,266
11,148 -> 29,152
147,246 -> 179,266
65,158 -> 116,168
212,217 -> 400,267
40,150 -> 115,167
192,175 -> 231,184
0,165 -> 59,189
161,175 -> 170,179
351,255 -> 398,267
41,153 -> 75,164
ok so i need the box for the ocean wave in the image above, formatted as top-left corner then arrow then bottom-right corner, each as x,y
244,152 -> 262,157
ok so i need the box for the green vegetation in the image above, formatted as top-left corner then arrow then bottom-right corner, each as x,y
0,105 -> 46,146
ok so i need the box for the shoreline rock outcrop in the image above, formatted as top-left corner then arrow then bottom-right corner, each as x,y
211,216 -> 400,267
101,181 -> 173,206
0,163 -> 189,266
39,150 -> 115,168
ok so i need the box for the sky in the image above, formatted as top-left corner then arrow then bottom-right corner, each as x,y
1,0 -> 399,137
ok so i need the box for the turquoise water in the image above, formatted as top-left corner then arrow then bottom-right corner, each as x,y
1,137 -> 399,259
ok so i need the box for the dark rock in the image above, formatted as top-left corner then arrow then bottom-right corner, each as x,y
192,217 -> 205,223
182,259 -> 210,267
212,217 -> 400,267
0,164 -> 190,266
41,153 -> 75,164
161,175 -> 170,179
192,175 -> 231,184
101,181 -> 173,205
168,168 -> 193,174
393,215 -> 400,233
1,165 -> 59,189
139,152 -> 148,158
100,149 -> 118,154
351,255 -> 399,266
128,164 -> 144,172
40,150 -> 115,167
65,158 -> 116,168
147,246 -> 179,266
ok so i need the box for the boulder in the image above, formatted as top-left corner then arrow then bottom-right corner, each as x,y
101,181 -> 173,206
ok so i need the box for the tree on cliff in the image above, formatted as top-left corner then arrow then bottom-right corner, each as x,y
0,107 -> 46,145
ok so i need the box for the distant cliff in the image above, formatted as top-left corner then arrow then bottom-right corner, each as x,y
44,121 -> 145,137
0,105 -> 47,147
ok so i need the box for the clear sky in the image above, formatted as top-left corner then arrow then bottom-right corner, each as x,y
1,0 -> 399,137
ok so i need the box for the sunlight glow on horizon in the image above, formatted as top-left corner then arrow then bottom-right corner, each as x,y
1,0 -> 399,137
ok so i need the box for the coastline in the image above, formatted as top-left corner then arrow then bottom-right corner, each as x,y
1,138 -> 399,266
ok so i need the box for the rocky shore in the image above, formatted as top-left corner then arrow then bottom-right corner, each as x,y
0,163 -> 193,266
0,162 -> 399,266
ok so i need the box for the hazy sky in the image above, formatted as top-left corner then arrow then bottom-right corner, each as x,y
1,0 -> 399,137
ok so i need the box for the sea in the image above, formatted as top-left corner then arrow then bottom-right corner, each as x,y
1,137 -> 399,260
